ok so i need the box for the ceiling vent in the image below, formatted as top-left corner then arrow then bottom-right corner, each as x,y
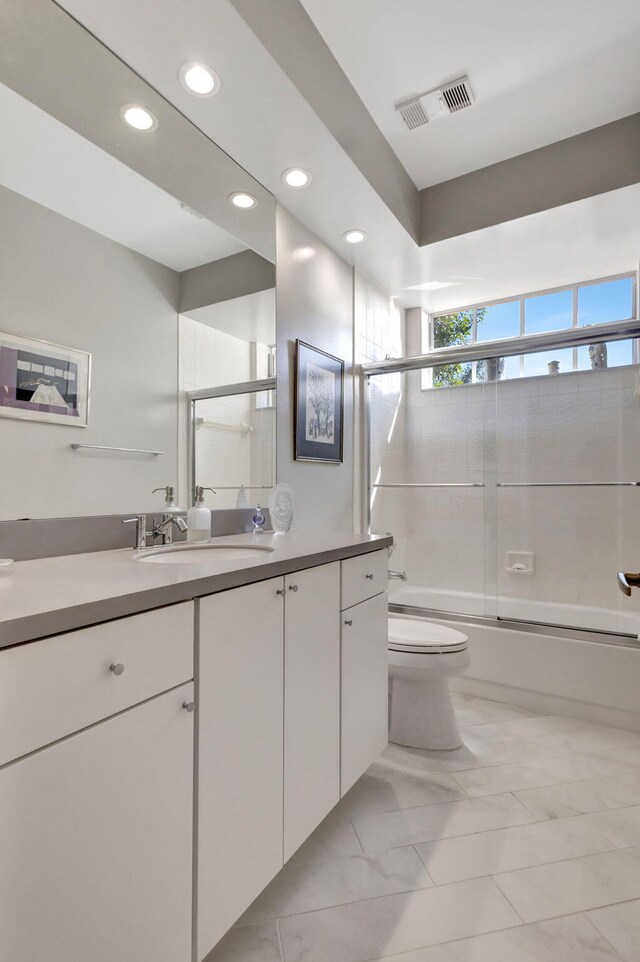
395,97 -> 429,130
395,76 -> 474,130
441,76 -> 474,112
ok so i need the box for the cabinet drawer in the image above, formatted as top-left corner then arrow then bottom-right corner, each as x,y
0,602 -> 194,766
341,549 -> 388,610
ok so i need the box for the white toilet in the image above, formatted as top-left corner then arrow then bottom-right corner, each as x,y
388,617 -> 470,750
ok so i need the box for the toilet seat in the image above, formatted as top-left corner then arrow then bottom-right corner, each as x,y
389,618 -> 468,654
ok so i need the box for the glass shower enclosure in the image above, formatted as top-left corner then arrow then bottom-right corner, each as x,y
364,310 -> 640,646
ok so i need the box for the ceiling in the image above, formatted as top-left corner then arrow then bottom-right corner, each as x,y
0,82 -> 246,272
300,0 -> 640,189
52,0 -> 640,311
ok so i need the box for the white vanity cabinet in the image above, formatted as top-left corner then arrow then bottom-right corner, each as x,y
197,577 -> 286,958
0,604 -> 195,962
341,551 -> 389,794
284,562 -> 340,860
196,562 -> 342,955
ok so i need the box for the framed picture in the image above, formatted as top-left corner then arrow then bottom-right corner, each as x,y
294,339 -> 344,463
0,331 -> 91,427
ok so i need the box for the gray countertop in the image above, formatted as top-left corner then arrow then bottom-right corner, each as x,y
0,531 -> 392,648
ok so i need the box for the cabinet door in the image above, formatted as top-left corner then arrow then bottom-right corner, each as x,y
0,684 -> 194,962
341,591 -> 389,794
197,579 -> 284,959
284,562 -> 340,860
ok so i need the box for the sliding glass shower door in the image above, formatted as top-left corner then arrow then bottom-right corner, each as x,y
366,299 -> 640,640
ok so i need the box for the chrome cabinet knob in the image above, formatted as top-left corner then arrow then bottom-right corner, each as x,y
288,584 -> 298,592
109,663 -> 125,676
365,573 -> 374,580
276,588 -> 285,597
182,701 -> 195,713
344,619 -> 353,627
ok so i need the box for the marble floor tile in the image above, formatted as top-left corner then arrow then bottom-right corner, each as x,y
415,814 -> 616,884
204,921 -> 282,962
588,900 -> 640,962
463,714 -> 599,741
278,877 -> 520,962
330,761 -> 466,818
515,771 -> 640,820
352,793 -> 534,853
530,727 -> 640,759
593,745 -> 640,770
452,695 -> 537,727
454,752 -> 639,798
589,805 -> 640,848
285,812 -> 363,866
236,847 -> 432,925
366,914 -> 623,962
494,845 -> 640,922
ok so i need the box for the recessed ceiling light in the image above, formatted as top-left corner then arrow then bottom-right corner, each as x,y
343,229 -> 367,244
179,62 -> 220,97
229,191 -> 258,209
119,103 -> 158,131
282,167 -> 312,188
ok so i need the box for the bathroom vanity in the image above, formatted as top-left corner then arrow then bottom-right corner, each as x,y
0,533 -> 390,962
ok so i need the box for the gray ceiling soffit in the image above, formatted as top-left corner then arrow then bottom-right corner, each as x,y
0,0 -> 276,261
228,0 -> 420,243
178,250 -> 276,314
420,112 -> 640,246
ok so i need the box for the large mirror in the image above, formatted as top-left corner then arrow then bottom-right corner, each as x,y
0,0 -> 276,520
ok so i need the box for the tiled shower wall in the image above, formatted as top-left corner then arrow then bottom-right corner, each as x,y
380,332 -> 640,625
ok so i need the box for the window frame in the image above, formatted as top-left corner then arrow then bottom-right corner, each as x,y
422,271 -> 638,389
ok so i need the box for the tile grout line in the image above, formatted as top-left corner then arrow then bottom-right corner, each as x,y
275,918 -> 285,962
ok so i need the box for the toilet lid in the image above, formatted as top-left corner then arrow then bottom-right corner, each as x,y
389,618 -> 468,654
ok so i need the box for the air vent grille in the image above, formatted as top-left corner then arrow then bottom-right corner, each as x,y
441,77 -> 474,112
395,97 -> 429,130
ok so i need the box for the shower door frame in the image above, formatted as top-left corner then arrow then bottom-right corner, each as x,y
362,316 -> 640,649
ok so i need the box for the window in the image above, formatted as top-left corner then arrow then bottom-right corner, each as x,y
423,274 -> 636,389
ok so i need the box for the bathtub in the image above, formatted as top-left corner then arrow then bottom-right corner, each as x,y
389,584 -> 640,733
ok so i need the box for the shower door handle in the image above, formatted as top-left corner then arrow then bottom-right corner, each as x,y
617,571 -> 640,596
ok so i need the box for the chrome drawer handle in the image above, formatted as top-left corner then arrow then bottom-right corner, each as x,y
109,663 -> 125,676
365,573 -> 374,580
276,588 -> 285,597
182,701 -> 195,713
288,584 -> 298,592
344,619 -> 353,627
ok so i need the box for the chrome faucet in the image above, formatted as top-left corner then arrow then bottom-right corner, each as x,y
388,569 -> 407,582
122,513 -> 187,549
154,514 -> 188,545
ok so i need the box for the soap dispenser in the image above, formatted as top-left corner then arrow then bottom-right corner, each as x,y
187,486 -> 216,542
152,485 -> 180,509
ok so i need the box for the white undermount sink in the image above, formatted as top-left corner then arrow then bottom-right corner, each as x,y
135,543 -> 274,564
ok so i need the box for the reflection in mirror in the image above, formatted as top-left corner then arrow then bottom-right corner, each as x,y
0,3 -> 275,521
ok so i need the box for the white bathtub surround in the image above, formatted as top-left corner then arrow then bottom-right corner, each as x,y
206,692 -> 640,962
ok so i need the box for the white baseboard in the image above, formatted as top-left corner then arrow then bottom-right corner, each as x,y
451,675 -> 640,733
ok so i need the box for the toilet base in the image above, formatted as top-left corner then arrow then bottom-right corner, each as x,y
389,675 -> 463,751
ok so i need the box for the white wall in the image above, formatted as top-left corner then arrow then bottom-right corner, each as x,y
276,207 -> 354,532
353,271 -> 406,563
0,186 -> 179,520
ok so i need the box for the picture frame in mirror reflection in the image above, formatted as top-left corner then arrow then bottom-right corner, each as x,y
0,331 -> 91,427
294,339 -> 344,463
